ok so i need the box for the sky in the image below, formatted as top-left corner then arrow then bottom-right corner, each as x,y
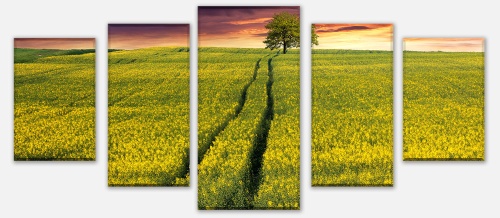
313,24 -> 393,50
14,38 -> 95,49
198,6 -> 300,48
404,38 -> 484,52
108,24 -> 189,50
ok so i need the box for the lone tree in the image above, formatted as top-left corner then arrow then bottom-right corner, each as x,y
311,24 -> 319,47
263,12 -> 300,54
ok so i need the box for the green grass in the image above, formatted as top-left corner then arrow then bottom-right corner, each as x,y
312,50 -> 393,186
403,51 -> 484,160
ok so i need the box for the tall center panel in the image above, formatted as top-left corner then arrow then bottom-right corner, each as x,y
197,6 -> 301,210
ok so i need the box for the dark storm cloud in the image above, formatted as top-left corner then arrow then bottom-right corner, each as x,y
252,33 -> 269,37
199,6 -> 299,17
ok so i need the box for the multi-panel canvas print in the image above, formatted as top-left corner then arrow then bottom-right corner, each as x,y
14,38 -> 96,161
311,24 -> 393,186
107,24 -> 190,186
198,6 -> 300,209
403,38 -> 484,160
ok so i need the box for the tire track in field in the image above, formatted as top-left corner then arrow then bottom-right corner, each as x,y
249,54 -> 277,207
197,57 -> 263,164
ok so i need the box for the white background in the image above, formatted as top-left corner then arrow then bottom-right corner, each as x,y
0,0 -> 497,217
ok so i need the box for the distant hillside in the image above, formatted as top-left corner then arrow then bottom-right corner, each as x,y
108,47 -> 189,64
14,48 -> 95,63
198,47 -> 298,54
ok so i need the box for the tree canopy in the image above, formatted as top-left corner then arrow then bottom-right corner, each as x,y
311,24 -> 319,47
263,12 -> 300,54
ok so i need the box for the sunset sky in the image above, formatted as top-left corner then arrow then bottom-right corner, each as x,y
14,38 -> 95,49
313,24 -> 393,50
404,38 -> 484,52
108,24 -> 189,50
198,6 -> 300,48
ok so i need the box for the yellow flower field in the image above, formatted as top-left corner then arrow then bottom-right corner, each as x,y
403,51 -> 484,160
198,48 -> 300,209
108,47 -> 190,186
312,50 -> 393,186
14,49 -> 96,160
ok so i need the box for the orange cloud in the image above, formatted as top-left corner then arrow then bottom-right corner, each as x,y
225,18 -> 272,25
198,6 -> 300,48
404,38 -> 484,52
315,24 -> 391,33
313,24 -> 393,51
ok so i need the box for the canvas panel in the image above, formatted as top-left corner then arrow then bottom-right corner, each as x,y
198,6 -> 300,210
403,38 -> 484,161
14,38 -> 96,161
311,24 -> 394,186
107,24 -> 190,186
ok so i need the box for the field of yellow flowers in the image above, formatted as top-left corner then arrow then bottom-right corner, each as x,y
108,47 -> 190,186
312,50 -> 393,186
403,51 -> 484,160
14,49 -> 96,160
198,48 -> 300,209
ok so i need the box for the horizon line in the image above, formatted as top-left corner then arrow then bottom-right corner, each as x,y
108,45 -> 190,50
403,50 -> 484,53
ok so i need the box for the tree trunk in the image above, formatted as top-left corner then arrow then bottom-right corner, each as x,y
283,44 -> 287,54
